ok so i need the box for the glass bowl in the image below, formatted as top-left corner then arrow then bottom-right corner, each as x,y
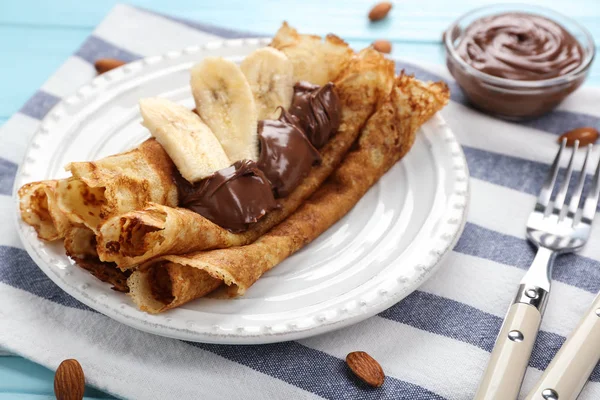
444,4 -> 595,120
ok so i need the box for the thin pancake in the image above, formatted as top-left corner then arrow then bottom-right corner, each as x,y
55,138 -> 178,233
270,22 -> 355,85
18,180 -> 71,241
64,226 -> 131,292
129,74 -> 450,313
97,47 -> 395,268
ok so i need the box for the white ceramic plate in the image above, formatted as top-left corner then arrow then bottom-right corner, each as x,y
14,38 -> 469,344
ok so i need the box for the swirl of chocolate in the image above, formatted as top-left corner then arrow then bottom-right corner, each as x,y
258,109 -> 321,198
179,160 -> 277,232
288,81 -> 341,148
456,13 -> 583,80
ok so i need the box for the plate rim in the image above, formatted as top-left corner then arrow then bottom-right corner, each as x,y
13,37 -> 470,344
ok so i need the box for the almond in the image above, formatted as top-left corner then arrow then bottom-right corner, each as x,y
346,351 -> 385,387
54,359 -> 85,400
373,40 -> 392,54
368,2 -> 392,21
94,58 -> 126,75
558,127 -> 599,147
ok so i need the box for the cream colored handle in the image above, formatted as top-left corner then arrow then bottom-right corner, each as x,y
474,303 -> 542,400
525,293 -> 600,400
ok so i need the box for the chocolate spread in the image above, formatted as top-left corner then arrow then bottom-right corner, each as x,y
257,109 -> 321,197
178,160 -> 277,232
456,13 -> 583,81
178,81 -> 342,230
288,81 -> 341,148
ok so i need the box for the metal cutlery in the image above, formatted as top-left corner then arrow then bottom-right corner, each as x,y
525,145 -> 600,400
475,139 -> 600,400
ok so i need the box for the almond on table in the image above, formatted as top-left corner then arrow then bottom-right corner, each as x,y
54,359 -> 85,400
368,2 -> 393,22
373,39 -> 392,54
558,127 -> 599,147
94,58 -> 126,74
346,351 -> 385,387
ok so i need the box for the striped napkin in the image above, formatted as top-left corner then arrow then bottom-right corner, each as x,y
1,5 -> 600,399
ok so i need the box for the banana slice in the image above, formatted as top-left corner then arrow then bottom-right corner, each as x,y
190,57 -> 258,162
139,97 -> 230,183
241,47 -> 294,120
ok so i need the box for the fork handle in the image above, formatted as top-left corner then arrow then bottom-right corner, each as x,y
474,302 -> 542,400
525,292 -> 600,400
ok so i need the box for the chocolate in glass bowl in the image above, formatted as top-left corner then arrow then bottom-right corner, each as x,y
444,4 -> 595,120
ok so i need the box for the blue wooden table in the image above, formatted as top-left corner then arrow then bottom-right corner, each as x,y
0,0 -> 598,398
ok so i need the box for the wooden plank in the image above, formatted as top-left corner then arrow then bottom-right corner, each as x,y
0,0 -> 598,44
0,23 -> 598,120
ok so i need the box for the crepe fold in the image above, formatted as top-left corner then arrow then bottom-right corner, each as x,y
18,139 -> 177,291
64,225 -> 131,292
54,138 -> 178,233
128,73 -> 450,313
97,48 -> 396,268
19,180 -> 71,241
19,139 -> 178,239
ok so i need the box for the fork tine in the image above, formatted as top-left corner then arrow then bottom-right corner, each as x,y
537,138 -> 566,213
554,140 -> 579,216
567,144 -> 592,219
582,148 -> 600,224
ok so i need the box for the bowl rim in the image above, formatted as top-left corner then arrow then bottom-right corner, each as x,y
443,3 -> 595,89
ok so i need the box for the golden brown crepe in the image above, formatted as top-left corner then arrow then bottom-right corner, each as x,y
19,180 -> 71,241
19,138 -> 177,240
63,225 -> 131,292
64,225 -> 98,259
55,138 -> 178,233
18,139 -> 179,291
270,22 -> 355,86
128,73 -> 450,313
97,47 -> 395,268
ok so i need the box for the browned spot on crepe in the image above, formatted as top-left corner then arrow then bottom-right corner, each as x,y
73,257 -> 131,293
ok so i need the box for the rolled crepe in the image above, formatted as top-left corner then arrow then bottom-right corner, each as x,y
129,73 -> 450,313
55,138 -> 178,233
97,47 -> 396,268
18,180 -> 71,241
269,22 -> 355,86
64,225 -> 131,292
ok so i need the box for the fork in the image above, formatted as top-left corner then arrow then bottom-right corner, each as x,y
474,139 -> 600,400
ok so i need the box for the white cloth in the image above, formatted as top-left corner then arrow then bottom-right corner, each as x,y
1,4 -> 600,399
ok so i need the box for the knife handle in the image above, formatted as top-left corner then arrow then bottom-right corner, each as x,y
474,302 -> 542,400
525,292 -> 600,400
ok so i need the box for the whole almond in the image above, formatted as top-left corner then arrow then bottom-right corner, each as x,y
558,127 -> 599,147
54,359 -> 85,400
368,2 -> 392,22
94,58 -> 126,75
373,40 -> 392,54
346,351 -> 385,387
